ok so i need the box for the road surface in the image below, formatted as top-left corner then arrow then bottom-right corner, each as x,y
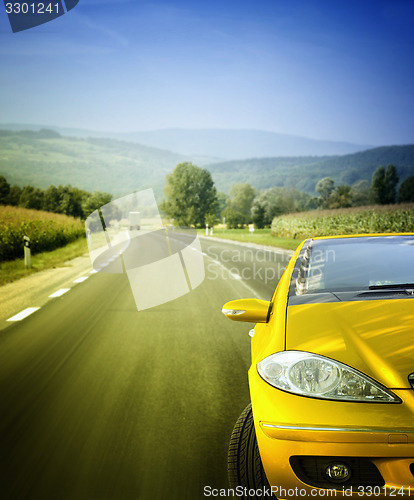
0,237 -> 292,500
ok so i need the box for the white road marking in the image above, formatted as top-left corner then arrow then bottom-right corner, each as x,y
5,270 -> 93,324
73,276 -> 88,283
49,288 -> 70,298
7,307 -> 40,322
89,269 -> 98,274
204,250 -> 266,300
230,272 -> 242,280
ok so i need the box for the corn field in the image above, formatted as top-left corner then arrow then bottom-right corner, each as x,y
271,204 -> 414,240
0,205 -> 85,261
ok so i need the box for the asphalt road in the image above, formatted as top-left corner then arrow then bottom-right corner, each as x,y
0,237 -> 292,500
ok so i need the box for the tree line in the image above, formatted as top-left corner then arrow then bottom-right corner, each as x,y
315,164 -> 413,210
0,175 -> 112,220
161,162 -> 414,229
2,162 -> 412,229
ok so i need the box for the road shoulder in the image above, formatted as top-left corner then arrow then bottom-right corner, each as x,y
0,254 -> 93,330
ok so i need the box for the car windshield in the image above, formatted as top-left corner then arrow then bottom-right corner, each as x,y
290,235 -> 414,298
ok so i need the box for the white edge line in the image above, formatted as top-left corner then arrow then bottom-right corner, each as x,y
49,288 -> 70,298
204,254 -> 265,300
7,307 -> 41,322
230,272 -> 242,280
73,276 -> 88,283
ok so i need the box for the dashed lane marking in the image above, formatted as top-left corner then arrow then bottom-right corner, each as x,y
49,288 -> 70,298
4,271 -> 94,325
7,307 -> 41,322
73,276 -> 88,283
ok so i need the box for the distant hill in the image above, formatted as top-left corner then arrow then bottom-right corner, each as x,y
0,129 -> 412,198
0,123 -> 370,159
113,129 -> 372,159
0,129 -> 188,198
206,145 -> 414,194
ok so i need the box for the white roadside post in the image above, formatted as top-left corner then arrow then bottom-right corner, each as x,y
24,236 -> 31,269
206,223 -> 209,236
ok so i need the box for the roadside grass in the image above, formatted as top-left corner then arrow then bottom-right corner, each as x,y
0,237 -> 88,286
199,228 -> 301,251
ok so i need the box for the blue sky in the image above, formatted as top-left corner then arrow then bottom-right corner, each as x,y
0,0 -> 413,145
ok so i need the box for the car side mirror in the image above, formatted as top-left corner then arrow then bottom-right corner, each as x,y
222,298 -> 271,323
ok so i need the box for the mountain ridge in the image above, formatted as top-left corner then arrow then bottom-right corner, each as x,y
0,123 -> 372,159
0,128 -> 412,197
206,145 -> 414,193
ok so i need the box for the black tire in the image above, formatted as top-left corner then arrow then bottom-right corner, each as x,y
228,404 -> 275,499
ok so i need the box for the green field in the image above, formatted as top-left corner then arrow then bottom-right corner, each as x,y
0,205 -> 85,262
204,204 -> 414,249
271,203 -> 414,239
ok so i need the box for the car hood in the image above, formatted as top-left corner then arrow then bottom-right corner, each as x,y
286,299 -> 414,389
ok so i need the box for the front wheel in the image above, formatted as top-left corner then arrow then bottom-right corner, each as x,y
228,404 -> 275,499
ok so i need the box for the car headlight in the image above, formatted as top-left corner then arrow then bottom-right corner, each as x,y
257,351 -> 401,403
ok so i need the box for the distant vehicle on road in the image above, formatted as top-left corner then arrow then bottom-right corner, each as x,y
223,233 -> 414,499
128,211 -> 140,231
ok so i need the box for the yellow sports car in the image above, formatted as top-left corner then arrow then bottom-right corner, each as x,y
222,234 -> 414,499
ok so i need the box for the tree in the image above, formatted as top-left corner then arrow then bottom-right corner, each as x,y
161,162 -> 218,227
19,186 -> 44,210
43,185 -> 60,212
371,166 -> 386,204
222,183 -> 256,228
251,200 -> 267,229
221,207 -> 247,229
371,165 -> 399,204
398,176 -> 414,203
216,192 -> 229,220
82,191 -> 113,219
251,186 -> 315,228
328,184 -> 352,209
0,175 -> 10,204
251,187 -> 285,228
70,187 -> 88,219
350,180 -> 370,207
229,183 -> 256,217
384,164 -> 399,203
8,185 -> 21,206
315,177 -> 335,208
205,212 -> 217,228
